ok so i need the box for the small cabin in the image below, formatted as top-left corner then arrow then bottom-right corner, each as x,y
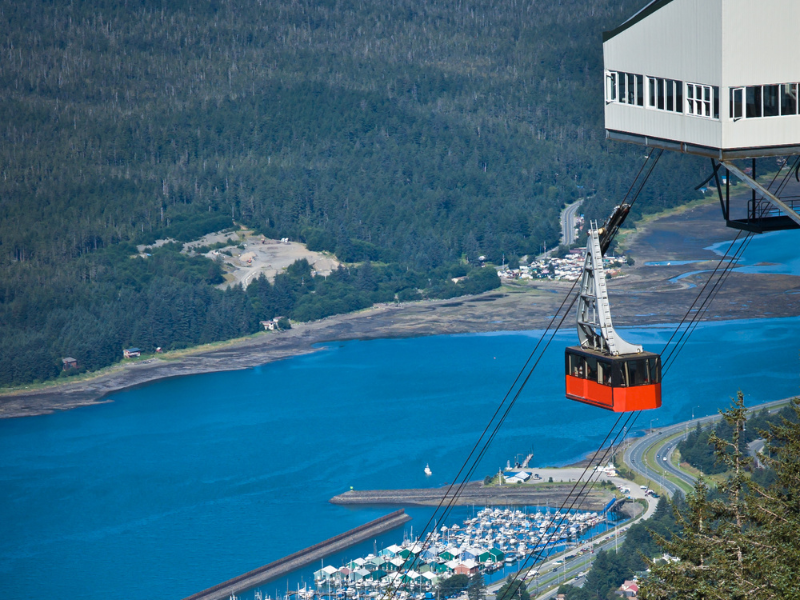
603,0 -> 800,160
123,347 -> 141,359
61,357 -> 78,371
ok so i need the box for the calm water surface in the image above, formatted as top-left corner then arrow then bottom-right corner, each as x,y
2,230 -> 800,600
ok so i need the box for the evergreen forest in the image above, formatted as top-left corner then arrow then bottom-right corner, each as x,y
0,0 -> 711,386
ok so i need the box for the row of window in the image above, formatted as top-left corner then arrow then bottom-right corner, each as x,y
607,71 -> 719,118
730,84 -> 800,119
606,72 -> 800,121
566,354 -> 661,388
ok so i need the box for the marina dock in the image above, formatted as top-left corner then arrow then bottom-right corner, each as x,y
181,509 -> 412,600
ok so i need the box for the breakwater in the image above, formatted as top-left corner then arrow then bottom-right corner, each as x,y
181,509 -> 412,600
330,482 -> 611,510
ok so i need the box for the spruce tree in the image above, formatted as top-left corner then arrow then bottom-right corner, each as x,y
641,395 -> 800,600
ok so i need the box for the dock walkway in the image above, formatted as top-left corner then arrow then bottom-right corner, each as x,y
181,509 -> 411,600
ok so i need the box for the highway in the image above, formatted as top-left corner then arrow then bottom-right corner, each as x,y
623,398 -> 793,499
560,200 -> 583,246
489,399 -> 793,600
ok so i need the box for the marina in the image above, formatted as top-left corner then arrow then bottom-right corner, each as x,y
243,506 -> 626,600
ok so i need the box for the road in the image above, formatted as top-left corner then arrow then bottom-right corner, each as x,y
623,398 -> 794,499
560,200 -> 583,247
486,399 -> 793,600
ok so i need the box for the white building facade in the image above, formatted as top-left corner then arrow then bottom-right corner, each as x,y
603,0 -> 800,159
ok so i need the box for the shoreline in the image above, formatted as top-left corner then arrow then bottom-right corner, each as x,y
4,200 -> 800,419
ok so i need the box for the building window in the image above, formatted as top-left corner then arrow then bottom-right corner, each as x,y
731,87 -> 744,120
686,83 -> 719,119
746,86 -> 762,118
732,84 -> 800,119
763,85 -> 780,117
636,75 -> 644,107
606,72 -> 616,102
649,77 -> 682,113
782,83 -> 798,115
606,71 -> 644,106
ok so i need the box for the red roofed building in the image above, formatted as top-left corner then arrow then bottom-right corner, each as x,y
615,580 -> 639,598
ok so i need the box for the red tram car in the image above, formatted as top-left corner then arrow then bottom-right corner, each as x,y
565,347 -> 661,412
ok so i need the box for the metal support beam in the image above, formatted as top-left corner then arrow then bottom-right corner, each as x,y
720,160 -> 800,228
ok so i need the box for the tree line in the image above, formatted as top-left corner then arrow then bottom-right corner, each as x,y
0,241 -> 499,386
1,0 -> 716,386
676,404 -> 797,477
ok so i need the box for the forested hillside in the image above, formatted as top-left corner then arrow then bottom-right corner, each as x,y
0,0 -> 709,385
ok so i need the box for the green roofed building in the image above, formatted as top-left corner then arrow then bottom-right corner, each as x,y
489,548 -> 505,562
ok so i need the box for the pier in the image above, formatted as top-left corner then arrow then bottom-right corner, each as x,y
181,509 -> 412,600
330,481 -> 611,510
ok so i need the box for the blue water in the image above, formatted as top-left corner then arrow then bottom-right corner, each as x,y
644,260 -> 703,266
2,315 -> 800,599
668,229 -> 800,287
707,230 -> 800,276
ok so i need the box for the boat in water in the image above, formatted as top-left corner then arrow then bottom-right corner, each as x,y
424,464 -> 432,476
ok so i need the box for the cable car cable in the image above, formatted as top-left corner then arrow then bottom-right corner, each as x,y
662,155 -> 800,372
659,231 -> 745,367
380,284 -> 585,599
662,233 -> 754,376
383,149 -> 665,600
494,412 -> 639,597
510,412 -> 634,566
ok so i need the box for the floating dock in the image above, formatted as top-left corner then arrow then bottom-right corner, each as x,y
181,509 -> 412,600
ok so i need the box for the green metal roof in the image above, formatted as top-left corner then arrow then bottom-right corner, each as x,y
603,0 -> 677,43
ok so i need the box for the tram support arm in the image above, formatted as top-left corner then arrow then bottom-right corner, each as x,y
721,160 -> 800,228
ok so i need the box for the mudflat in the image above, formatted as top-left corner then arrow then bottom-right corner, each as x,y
3,199 -> 799,419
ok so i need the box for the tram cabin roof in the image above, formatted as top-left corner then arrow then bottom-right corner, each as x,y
603,0 -> 800,160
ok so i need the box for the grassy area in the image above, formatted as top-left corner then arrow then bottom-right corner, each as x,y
0,330 -> 273,396
615,195 -> 718,253
640,431 -> 694,495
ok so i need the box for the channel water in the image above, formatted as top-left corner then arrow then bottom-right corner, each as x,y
2,234 -> 800,600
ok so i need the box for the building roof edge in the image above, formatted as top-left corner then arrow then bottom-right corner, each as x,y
602,0 -> 677,43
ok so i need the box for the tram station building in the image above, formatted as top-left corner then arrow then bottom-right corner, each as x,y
603,0 -> 800,159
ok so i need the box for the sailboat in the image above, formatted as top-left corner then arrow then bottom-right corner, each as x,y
424,464 -> 432,476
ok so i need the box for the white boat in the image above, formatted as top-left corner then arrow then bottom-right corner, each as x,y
424,464 -> 432,476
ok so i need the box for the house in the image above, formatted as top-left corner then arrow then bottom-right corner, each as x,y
459,548 -> 481,561
347,559 -> 366,570
488,548 -> 505,563
615,580 -> 639,598
379,544 -> 402,558
123,348 -> 141,358
61,357 -> 78,371
421,572 -> 439,585
313,565 -> 339,581
367,556 -> 387,570
453,560 -> 479,576
438,549 -> 457,562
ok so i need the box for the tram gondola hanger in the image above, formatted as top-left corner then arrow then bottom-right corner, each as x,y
565,205 -> 662,412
